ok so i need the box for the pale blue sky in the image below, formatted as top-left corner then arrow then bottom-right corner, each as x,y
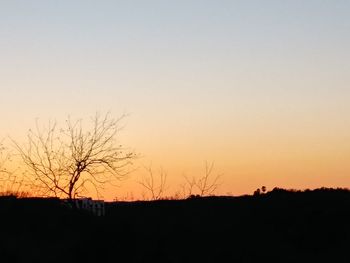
1,1 -> 350,196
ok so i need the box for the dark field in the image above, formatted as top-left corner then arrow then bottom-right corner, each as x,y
1,188 -> 350,263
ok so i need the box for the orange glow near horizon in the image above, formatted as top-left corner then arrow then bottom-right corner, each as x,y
4,126 -> 349,201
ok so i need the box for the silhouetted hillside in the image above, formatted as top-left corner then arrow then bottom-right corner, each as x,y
1,188 -> 350,263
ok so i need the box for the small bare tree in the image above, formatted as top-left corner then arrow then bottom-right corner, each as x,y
0,140 -> 29,197
138,166 -> 168,200
0,140 -> 8,177
180,174 -> 197,198
0,141 -> 10,192
196,161 -> 221,196
13,112 -> 135,200
181,161 -> 222,198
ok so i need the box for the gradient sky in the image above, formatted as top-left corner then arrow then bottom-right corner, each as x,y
1,1 -> 350,199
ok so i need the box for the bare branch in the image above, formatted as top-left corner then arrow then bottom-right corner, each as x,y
180,161 -> 222,198
13,112 -> 135,200
138,165 -> 168,200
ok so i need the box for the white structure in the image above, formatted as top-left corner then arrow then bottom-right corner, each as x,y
74,198 -> 105,216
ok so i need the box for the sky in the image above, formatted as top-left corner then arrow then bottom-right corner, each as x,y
1,1 -> 350,200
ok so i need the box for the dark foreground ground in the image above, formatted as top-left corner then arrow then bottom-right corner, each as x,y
1,188 -> 350,263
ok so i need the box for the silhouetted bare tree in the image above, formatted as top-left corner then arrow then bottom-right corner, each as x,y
13,112 -> 135,200
181,161 -> 222,198
0,140 -> 28,197
0,140 -> 8,177
196,161 -> 221,196
180,174 -> 196,198
138,166 -> 168,200
0,140 -> 12,190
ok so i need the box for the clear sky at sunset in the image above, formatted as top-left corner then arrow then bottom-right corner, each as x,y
1,1 -> 350,199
